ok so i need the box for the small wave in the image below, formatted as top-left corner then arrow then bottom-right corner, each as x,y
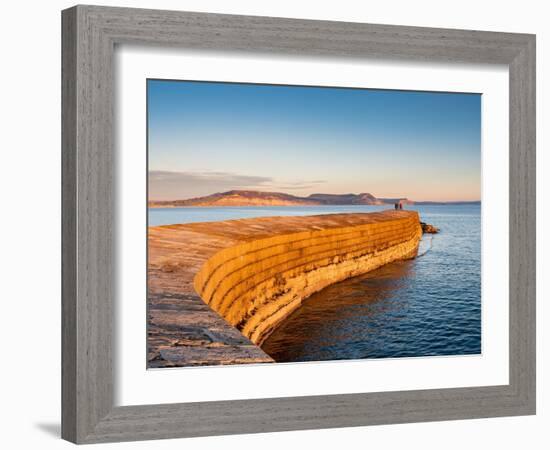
417,235 -> 434,258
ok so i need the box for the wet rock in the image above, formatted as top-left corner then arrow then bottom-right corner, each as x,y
421,222 -> 440,234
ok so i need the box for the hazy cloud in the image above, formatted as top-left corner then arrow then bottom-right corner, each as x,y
149,170 -> 272,200
269,181 -> 327,191
148,170 -> 327,200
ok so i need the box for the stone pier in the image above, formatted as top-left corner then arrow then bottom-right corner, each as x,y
148,210 -> 422,367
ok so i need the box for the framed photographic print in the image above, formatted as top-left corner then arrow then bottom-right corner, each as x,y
62,5 -> 536,444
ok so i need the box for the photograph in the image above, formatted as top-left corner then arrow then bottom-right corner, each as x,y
146,79 -> 482,368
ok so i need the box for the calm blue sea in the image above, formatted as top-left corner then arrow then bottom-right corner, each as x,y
149,204 -> 481,361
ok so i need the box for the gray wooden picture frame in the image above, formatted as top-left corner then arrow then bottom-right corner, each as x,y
61,4 -> 536,444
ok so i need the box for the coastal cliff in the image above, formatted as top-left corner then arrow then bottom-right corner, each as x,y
148,210 -> 422,366
148,189 -> 478,208
148,190 -> 395,207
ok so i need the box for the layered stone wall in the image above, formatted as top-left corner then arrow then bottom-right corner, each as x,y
193,211 -> 422,346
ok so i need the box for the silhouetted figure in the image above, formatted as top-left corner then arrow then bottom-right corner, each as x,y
394,203 -> 399,210
399,200 -> 403,210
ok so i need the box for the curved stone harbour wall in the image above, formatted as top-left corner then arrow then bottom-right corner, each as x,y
193,211 -> 422,346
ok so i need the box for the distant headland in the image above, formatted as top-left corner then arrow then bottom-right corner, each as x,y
148,189 -> 481,208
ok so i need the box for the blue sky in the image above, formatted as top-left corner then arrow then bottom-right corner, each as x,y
148,79 -> 481,201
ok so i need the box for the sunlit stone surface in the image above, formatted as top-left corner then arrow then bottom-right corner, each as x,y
148,210 -> 422,368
